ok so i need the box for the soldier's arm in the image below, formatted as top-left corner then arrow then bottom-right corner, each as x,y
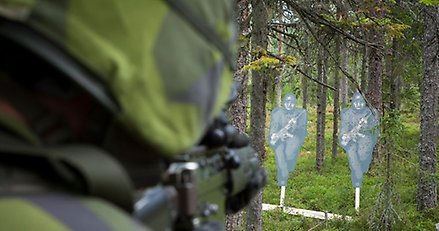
296,109 -> 307,129
269,109 -> 281,134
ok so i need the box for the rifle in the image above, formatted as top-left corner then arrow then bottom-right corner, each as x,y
134,113 -> 267,231
270,110 -> 305,145
340,113 -> 372,146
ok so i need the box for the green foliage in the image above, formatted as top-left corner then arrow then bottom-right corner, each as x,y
282,74 -> 302,101
242,55 -> 297,72
243,56 -> 281,72
238,34 -> 250,49
319,8 -> 410,40
400,84 -> 421,113
242,47 -> 297,72
385,23 -> 411,39
419,0 -> 439,6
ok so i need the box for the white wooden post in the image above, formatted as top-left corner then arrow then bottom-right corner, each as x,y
355,187 -> 360,211
280,186 -> 286,208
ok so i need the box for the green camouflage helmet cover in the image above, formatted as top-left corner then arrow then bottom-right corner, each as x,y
0,0 -> 235,157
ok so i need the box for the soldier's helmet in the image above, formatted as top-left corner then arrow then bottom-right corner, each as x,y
0,0 -> 236,157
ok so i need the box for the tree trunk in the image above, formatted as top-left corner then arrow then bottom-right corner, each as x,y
366,1 -> 384,162
316,40 -> 327,171
247,0 -> 268,230
266,72 -> 275,109
332,36 -> 341,160
389,39 -> 402,111
301,66 -> 308,109
314,0 -> 330,169
230,0 -> 251,135
301,39 -> 310,110
227,1 -> 251,229
276,9 -> 283,108
275,74 -> 283,108
416,4 -> 438,211
361,43 -> 368,92
353,50 -> 359,83
340,40 -> 349,104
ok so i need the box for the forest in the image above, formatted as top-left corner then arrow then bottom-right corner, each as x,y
226,0 -> 439,230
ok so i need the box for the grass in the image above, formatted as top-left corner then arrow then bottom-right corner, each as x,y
259,107 -> 439,230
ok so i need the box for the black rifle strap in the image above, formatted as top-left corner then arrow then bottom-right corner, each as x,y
0,143 -> 135,212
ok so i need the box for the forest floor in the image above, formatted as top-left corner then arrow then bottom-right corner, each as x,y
259,107 -> 439,231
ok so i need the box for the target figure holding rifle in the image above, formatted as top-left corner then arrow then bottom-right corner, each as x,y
269,93 -> 308,187
340,92 -> 379,189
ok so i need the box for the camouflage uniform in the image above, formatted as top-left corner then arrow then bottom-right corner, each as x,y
0,0 -> 236,230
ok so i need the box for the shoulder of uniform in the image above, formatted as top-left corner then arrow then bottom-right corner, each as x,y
341,107 -> 350,113
271,108 -> 281,115
340,107 -> 352,116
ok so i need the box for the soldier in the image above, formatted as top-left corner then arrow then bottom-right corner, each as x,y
0,0 -> 262,230
268,93 -> 308,186
339,92 -> 379,188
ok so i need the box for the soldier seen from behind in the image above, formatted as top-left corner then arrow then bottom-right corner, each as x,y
0,0 -> 266,230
